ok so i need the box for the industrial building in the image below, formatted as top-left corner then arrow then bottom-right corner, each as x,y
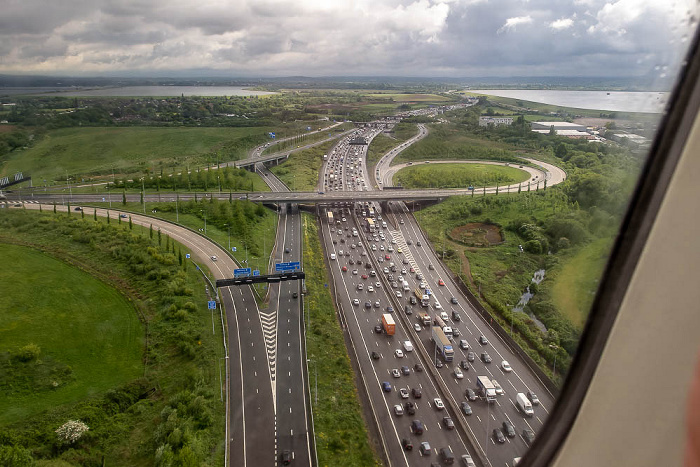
531,121 -> 586,132
479,116 -> 514,127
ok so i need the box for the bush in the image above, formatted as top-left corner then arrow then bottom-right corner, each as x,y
524,240 -> 542,254
14,344 -> 41,363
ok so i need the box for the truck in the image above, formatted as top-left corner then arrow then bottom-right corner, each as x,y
414,288 -> 430,307
418,312 -> 431,326
477,376 -> 497,403
432,326 -> 454,361
323,154 -> 328,160
381,314 -> 395,336
327,211 -> 334,224
366,218 -> 375,232
516,393 -> 534,417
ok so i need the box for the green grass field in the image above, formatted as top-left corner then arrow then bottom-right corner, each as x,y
0,243 -> 143,424
394,163 -> 531,189
271,140 -> 335,191
550,237 -> 612,329
367,93 -> 451,102
0,126 -> 271,181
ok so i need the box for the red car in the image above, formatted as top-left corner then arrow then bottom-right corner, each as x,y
438,279 -> 445,286
385,254 -> 391,260
361,274 -> 368,279
342,266 -> 348,272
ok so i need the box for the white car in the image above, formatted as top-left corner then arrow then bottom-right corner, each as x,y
357,283 -> 364,291
395,349 -> 404,358
395,291 -> 403,298
454,367 -> 464,379
435,303 -> 442,310
414,323 -> 422,332
434,398 -> 445,410
501,361 -> 513,372
367,285 -> 374,292
403,340 -> 413,352
492,380 -> 504,395
352,299 -> 360,306
210,255 -> 218,261
394,404 -> 404,416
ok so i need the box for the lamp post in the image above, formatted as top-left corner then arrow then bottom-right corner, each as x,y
141,177 -> 146,214
550,344 -> 559,378
200,210 -> 207,234
218,356 -> 229,402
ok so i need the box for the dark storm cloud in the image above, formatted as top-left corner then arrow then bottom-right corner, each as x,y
0,0 -> 695,77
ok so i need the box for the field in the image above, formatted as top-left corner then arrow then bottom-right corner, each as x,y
0,243 -> 143,424
394,162 -> 531,189
271,140 -> 336,191
0,126 -> 271,181
550,237 -> 612,328
367,93 -> 451,102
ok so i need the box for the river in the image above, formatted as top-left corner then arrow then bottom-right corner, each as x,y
467,89 -> 668,113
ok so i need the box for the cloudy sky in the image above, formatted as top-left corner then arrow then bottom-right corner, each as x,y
0,0 -> 697,78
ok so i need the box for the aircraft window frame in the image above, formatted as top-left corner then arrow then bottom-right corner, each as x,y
520,26 -> 700,467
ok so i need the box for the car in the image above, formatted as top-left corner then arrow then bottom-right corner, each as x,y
392,368 -> 401,378
352,269 -> 358,275
73,206 -> 82,211
522,428 -> 536,446
382,382 -> 392,392
435,303 -> 442,310
399,388 -> 409,399
460,339 -> 469,350
527,391 -> 540,406
405,401 -> 416,415
419,441 -> 431,455
352,298 -> 360,306
280,450 -> 292,465
404,305 -> 412,315
371,351 -> 380,360
501,361 -> 513,372
394,404 -> 404,415
341,266 -> 347,272
502,420 -> 516,438
479,335 -> 489,345
493,428 -> 506,444
284,247 -> 291,253
492,379 -> 504,395
374,301 -> 381,308
386,306 -> 394,313
383,267 -> 389,274
438,279 -> 445,286
416,273 -> 423,280
367,285 -> 374,292
481,353 -> 492,363
391,281 -> 398,288
395,290 -> 402,298
376,282 -> 382,288
435,359 -> 443,368
443,416 -> 455,430
414,323 -> 422,332
402,438 -> 413,451
409,266 -> 415,273
461,401 -> 473,416
467,351 -> 476,362
451,297 -> 459,305
397,248 -> 402,253
119,214 -> 128,218
461,454 -> 476,467
292,292 -> 298,299
385,254 -> 391,260
357,283 -> 364,291
394,349 -> 404,358
433,398 -> 445,410
454,367 -> 464,379
414,363 -> 423,373
440,310 -> 448,320
460,360 -> 469,370
409,296 -> 417,305
365,301 -> 372,309
412,420 -> 425,435
416,241 -> 422,247
428,263 -> 434,270
361,274 -> 368,279
465,388 -> 477,401
452,311 -> 461,322
452,328 -> 461,337
412,387 -> 422,398
370,270 -> 376,277
380,244 -> 385,251
374,324 -> 382,333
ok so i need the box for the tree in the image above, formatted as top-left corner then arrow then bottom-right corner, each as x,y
55,420 -> 89,444
81,209 -> 84,219
555,143 -> 568,159
94,210 -> 97,221
150,224 -> 154,239
158,228 -> 162,246
129,216 -> 133,230
107,210 -> 111,224
53,203 -> 56,213
122,191 -> 127,205
0,445 -> 34,467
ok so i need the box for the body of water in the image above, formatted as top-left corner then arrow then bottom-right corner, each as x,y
1,86 -> 276,97
468,89 -> 668,113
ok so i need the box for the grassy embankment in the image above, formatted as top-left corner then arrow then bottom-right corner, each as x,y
261,122 -> 354,156
0,243 -> 143,425
0,208 -> 226,466
271,140 -> 336,191
393,163 -> 531,189
366,122 -> 417,184
302,214 -> 380,467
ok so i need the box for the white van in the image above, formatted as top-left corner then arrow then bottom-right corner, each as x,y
516,393 -> 534,417
402,281 -> 410,291
403,341 -> 414,352
330,253 -> 336,261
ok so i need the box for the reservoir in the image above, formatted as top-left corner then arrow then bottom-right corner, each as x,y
7,86 -> 277,97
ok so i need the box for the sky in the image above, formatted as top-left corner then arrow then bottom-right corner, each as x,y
0,0 -> 698,78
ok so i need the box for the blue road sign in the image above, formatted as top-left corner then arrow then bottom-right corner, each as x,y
253,270 -> 260,276
234,268 -> 251,277
290,261 -> 301,270
275,263 -> 284,271
208,300 -> 216,310
232,247 -> 237,252
186,253 -> 191,259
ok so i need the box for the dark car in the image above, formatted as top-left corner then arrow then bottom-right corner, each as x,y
411,419 -> 424,434
371,351 -> 380,360
442,417 -> 455,430
465,388 -> 477,401
404,305 -> 413,315
401,365 -> 410,375
481,352 -> 492,363
414,363 -> 423,372
386,306 -> 394,313
412,387 -> 422,398
450,297 -> 458,304
292,292 -> 298,298
74,206 -> 82,211
405,401 -> 416,415
365,301 -> 372,309
409,296 -> 417,305
502,420 -> 516,438
479,335 -> 489,345
460,401 -> 472,416
493,428 -> 506,444
382,382 -> 392,392
419,441 -> 431,455
440,447 -> 455,465
527,391 -> 541,406
284,247 -> 291,254
467,351 -> 476,362
522,428 -> 536,446
374,324 -> 383,333
452,310 -> 461,321
460,360 -> 469,370
280,450 -> 292,465
435,359 -> 444,368
402,438 -> 413,451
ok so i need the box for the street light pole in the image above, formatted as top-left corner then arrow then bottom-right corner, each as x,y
142,177 -> 146,214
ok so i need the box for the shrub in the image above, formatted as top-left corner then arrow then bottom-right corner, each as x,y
14,344 -> 41,363
55,420 -> 89,444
